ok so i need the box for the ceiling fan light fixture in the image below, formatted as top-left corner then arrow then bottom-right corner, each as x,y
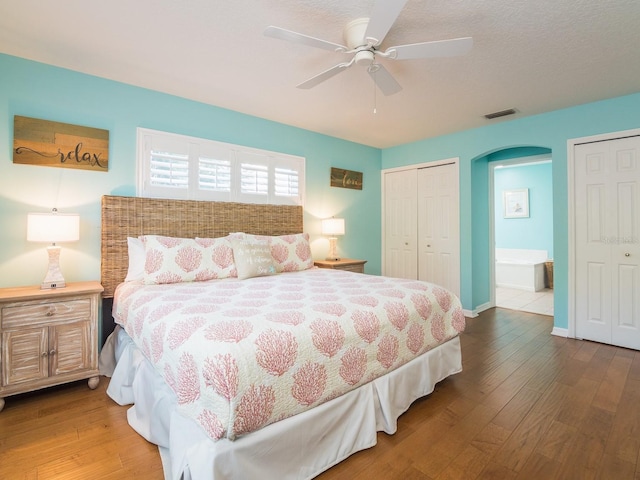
355,50 -> 375,66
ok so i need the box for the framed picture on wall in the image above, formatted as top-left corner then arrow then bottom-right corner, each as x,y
503,188 -> 529,218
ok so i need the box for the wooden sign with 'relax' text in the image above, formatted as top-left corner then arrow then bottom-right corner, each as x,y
13,116 -> 109,172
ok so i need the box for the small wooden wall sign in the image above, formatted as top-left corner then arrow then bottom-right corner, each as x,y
330,167 -> 363,190
13,115 -> 109,172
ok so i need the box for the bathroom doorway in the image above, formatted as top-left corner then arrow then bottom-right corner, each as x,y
490,155 -> 554,316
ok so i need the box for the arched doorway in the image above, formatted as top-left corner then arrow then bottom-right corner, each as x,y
470,146 -> 554,315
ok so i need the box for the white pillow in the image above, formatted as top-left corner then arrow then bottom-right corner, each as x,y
124,236 -> 145,282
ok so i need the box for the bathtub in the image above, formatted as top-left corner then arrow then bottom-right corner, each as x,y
495,248 -> 548,292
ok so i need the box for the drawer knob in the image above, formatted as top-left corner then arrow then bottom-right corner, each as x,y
46,309 -> 55,316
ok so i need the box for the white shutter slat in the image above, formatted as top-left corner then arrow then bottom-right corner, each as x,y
199,157 -> 231,191
275,167 -> 299,197
149,151 -> 189,188
241,163 -> 269,195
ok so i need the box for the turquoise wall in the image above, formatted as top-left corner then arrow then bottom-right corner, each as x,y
0,54 -> 382,288
494,162 -> 553,257
382,91 -> 640,330
3,52 -> 639,333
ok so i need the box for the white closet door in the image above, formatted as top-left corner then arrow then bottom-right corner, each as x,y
575,142 -> 614,343
575,136 -> 640,349
417,164 -> 460,297
384,169 -> 418,279
609,137 -> 640,349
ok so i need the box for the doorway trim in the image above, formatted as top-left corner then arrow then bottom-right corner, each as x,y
567,127 -> 640,339
488,154 -> 552,310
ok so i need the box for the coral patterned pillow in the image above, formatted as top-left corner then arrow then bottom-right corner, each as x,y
194,236 -> 237,278
269,233 -> 314,272
142,235 -> 236,284
233,233 -> 313,272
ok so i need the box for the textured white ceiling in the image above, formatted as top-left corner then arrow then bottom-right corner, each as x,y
1,0 -> 639,148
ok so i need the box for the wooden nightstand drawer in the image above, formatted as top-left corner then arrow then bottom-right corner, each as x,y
314,258 -> 367,274
1,298 -> 91,329
339,263 -> 366,273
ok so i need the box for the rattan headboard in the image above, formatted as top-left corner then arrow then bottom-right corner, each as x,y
100,195 -> 304,298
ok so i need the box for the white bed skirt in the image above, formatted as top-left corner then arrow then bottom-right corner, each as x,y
100,327 -> 462,480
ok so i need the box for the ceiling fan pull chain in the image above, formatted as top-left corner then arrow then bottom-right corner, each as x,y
373,67 -> 377,114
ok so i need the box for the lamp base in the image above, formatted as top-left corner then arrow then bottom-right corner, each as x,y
326,237 -> 341,261
41,245 -> 67,289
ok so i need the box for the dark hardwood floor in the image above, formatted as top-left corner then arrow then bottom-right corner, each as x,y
1,307 -> 639,479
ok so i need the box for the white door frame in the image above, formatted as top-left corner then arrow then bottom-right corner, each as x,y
567,127 -> 640,339
488,154 -> 552,309
381,157 -> 460,296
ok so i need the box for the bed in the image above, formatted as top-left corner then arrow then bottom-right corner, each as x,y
98,195 -> 465,480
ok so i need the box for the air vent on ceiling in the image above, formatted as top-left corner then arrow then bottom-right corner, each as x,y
484,108 -> 518,120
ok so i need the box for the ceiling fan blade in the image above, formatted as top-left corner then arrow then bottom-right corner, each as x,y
264,26 -> 347,52
385,37 -> 473,60
368,63 -> 402,96
297,62 -> 353,89
364,0 -> 409,46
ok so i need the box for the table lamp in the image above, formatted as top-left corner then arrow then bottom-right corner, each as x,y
27,209 -> 80,289
321,217 -> 345,261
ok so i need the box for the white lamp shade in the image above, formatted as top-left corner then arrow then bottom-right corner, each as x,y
321,218 -> 345,236
27,212 -> 80,243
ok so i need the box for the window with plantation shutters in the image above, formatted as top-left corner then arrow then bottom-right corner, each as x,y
137,128 -> 304,205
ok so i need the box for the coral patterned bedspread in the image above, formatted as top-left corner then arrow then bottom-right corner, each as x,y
113,268 -> 465,441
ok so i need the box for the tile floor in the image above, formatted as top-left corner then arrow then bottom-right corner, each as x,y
495,286 -> 554,316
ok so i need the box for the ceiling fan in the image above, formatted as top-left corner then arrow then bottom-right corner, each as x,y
264,0 -> 473,96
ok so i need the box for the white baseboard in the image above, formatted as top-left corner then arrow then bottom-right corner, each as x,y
464,302 -> 492,318
475,302 -> 493,315
551,327 -> 568,337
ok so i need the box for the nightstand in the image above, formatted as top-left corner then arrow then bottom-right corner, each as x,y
0,281 -> 103,412
314,258 -> 367,274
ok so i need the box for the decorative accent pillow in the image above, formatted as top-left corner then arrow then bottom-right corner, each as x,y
230,236 -> 278,280
124,236 -> 145,282
142,235 -> 236,284
232,233 -> 313,272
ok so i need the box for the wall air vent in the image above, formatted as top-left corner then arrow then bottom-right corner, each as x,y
484,108 -> 518,120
